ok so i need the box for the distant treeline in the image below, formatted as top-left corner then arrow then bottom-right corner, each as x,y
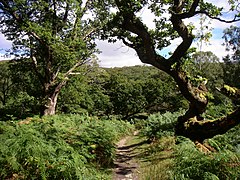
0,53 -> 239,120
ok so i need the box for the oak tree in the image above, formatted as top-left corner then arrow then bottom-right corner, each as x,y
99,0 -> 240,140
0,0 -> 102,115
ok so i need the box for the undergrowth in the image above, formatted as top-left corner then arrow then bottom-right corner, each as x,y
140,109 -> 185,140
174,136 -> 240,180
139,136 -> 175,180
0,114 -> 134,179
139,110 -> 240,180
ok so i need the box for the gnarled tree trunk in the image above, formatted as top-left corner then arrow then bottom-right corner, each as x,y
113,0 -> 240,141
43,80 -> 67,116
43,93 -> 59,116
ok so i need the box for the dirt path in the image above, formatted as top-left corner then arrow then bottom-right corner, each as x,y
113,131 -> 141,180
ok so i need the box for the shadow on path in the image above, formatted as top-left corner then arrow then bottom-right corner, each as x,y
118,140 -> 148,150
113,133 -> 148,180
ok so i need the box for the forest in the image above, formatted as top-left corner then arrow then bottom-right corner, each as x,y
0,0 -> 239,179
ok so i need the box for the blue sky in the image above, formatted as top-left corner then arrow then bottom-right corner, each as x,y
1,1 -> 240,67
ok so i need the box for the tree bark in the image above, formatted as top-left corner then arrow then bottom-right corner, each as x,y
43,93 -> 59,115
43,80 -> 67,116
176,108 -> 240,141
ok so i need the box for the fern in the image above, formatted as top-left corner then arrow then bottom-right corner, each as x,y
0,114 -> 133,179
141,110 -> 185,140
173,136 -> 240,179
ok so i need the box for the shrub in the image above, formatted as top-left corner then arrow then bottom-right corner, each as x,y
207,124 -> 240,152
0,115 -> 134,179
141,110 -> 185,141
173,136 -> 240,180
203,103 -> 233,120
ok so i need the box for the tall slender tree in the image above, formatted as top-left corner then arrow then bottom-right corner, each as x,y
0,0 -> 103,115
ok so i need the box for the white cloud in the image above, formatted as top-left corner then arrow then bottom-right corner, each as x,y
96,40 -> 143,67
138,8 -> 156,29
0,34 -> 12,60
209,0 -> 230,10
192,39 -> 227,60
0,34 -> 11,50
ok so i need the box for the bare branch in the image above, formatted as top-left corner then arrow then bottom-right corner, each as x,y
51,58 -> 92,97
32,55 -> 37,67
52,66 -> 61,81
30,53 -> 45,87
169,0 -> 195,64
120,37 -> 134,48
63,58 -> 90,78
171,0 -> 240,23
82,27 -> 97,40
196,11 -> 240,23
69,72 -> 83,75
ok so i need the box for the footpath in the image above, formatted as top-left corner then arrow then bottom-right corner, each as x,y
113,131 -> 142,180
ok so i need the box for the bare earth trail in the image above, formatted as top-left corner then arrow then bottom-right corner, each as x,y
113,131 -> 145,180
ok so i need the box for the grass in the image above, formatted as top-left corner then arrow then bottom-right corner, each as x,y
130,110 -> 180,179
129,134 -> 239,180
133,110 -> 240,180
123,133 -> 175,180
138,137 -> 175,180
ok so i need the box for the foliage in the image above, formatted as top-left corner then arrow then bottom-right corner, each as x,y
140,110 -> 185,141
58,67 -> 111,115
203,102 -> 233,120
0,115 -> 134,179
59,65 -> 188,118
222,26 -> 240,89
192,51 -> 223,89
223,26 -> 240,61
222,55 -> 240,89
173,136 -> 240,180
0,92 -> 38,120
207,123 -> 240,152
0,61 -> 13,106
104,73 -> 146,118
0,60 -> 41,120
1,62 -> 187,120
104,66 -> 186,118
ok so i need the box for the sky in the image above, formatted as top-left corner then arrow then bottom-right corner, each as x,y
0,1 -> 239,67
